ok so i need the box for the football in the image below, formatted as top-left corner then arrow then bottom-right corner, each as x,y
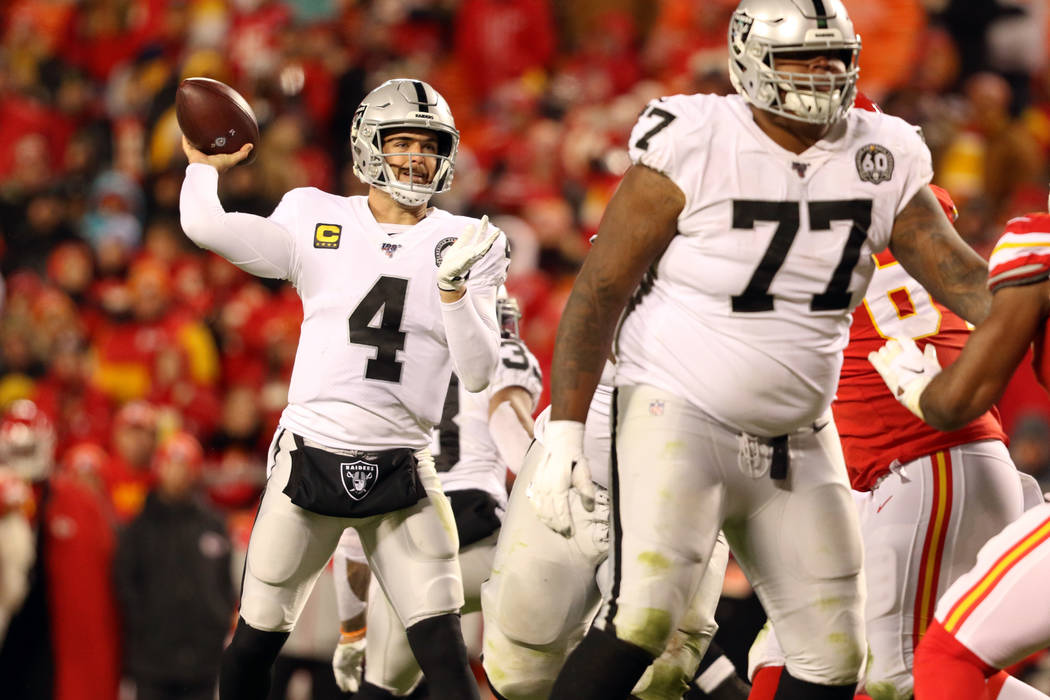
176,77 -> 259,163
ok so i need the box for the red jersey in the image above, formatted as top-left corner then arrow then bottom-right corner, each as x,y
835,250 -> 1006,490
988,213 -> 1050,389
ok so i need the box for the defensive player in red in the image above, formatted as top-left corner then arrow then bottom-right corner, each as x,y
749,176 -> 1043,700
870,204 -> 1050,700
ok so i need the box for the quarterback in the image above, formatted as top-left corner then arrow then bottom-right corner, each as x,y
330,289 -> 542,699
179,79 -> 507,700
870,207 -> 1050,700
529,1 -> 993,698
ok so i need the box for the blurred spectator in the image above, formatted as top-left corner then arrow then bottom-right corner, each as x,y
0,399 -> 121,700
114,431 -> 234,700
0,466 -> 33,643
33,332 -> 113,457
102,400 -> 158,523
454,0 -> 556,96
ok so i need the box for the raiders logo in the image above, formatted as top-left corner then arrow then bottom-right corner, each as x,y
341,460 -> 378,500
434,236 -> 457,266
855,144 -> 894,184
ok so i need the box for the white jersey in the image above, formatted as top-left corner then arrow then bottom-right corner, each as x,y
434,337 -> 543,509
616,93 -> 932,436
267,191 -> 509,450
535,361 -> 615,489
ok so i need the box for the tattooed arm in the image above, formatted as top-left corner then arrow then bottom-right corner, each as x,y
920,281 -> 1050,430
550,165 -> 684,422
889,186 -> 991,325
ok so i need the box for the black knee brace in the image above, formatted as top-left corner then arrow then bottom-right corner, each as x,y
404,613 -> 479,700
218,617 -> 289,700
550,627 -> 654,700
772,668 -> 856,700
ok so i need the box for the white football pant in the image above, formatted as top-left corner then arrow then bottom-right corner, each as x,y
604,384 -> 865,686
238,429 -> 464,634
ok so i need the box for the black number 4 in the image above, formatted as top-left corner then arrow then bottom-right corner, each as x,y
731,199 -> 872,313
348,276 -> 408,383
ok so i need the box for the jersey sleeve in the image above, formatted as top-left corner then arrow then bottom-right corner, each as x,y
466,226 -> 510,290
891,123 -> 934,217
988,214 -> 1050,291
627,97 -> 684,179
179,164 -> 300,282
489,338 -> 544,412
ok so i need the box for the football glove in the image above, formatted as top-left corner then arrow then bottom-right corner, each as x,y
527,420 -> 596,537
331,633 -> 367,693
437,215 -> 501,292
868,337 -> 941,420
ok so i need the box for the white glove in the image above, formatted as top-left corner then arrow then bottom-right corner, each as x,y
437,215 -> 501,292
527,420 -> 596,537
332,635 -> 367,693
868,337 -> 941,420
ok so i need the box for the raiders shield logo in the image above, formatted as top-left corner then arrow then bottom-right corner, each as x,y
434,237 -> 457,267
341,460 -> 378,500
855,144 -> 894,184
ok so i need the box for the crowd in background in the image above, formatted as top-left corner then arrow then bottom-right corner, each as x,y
0,0 -> 1049,697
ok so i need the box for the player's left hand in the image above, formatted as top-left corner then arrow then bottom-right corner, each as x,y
331,633 -> 367,693
868,337 -> 941,420
527,420 -> 596,537
437,215 -> 501,292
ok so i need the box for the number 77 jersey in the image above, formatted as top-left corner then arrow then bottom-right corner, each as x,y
615,93 -> 933,437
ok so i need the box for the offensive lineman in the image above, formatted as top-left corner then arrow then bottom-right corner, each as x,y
481,359 -> 742,700
330,289 -> 542,699
528,1 -> 994,698
179,78 -> 508,700
870,209 -> 1050,700
748,183 -> 1041,700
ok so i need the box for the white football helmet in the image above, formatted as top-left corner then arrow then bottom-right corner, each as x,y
728,0 -> 861,125
496,285 -> 522,339
350,79 -> 460,207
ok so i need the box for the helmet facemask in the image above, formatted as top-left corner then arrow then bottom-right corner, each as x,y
728,1 -> 861,126
351,80 -> 460,208
496,286 -> 522,339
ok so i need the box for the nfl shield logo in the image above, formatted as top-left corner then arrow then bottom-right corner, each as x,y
649,400 -> 664,416
341,461 -> 378,501
381,242 -> 400,258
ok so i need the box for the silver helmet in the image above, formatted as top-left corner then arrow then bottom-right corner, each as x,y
496,285 -> 522,339
350,79 -> 460,207
728,0 -> 861,125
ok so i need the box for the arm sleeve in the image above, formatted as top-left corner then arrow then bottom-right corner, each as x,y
488,400 -> 533,474
988,215 -> 1050,291
442,283 -> 500,393
179,163 -> 299,281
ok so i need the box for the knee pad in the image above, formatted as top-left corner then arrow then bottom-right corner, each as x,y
402,499 -> 459,562
246,511 -> 312,586
783,484 -> 863,580
609,603 -> 675,658
490,562 -> 585,647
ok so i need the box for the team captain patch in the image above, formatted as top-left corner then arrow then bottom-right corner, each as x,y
855,144 -> 894,184
341,460 -> 377,500
314,223 -> 342,249
434,236 -> 457,266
